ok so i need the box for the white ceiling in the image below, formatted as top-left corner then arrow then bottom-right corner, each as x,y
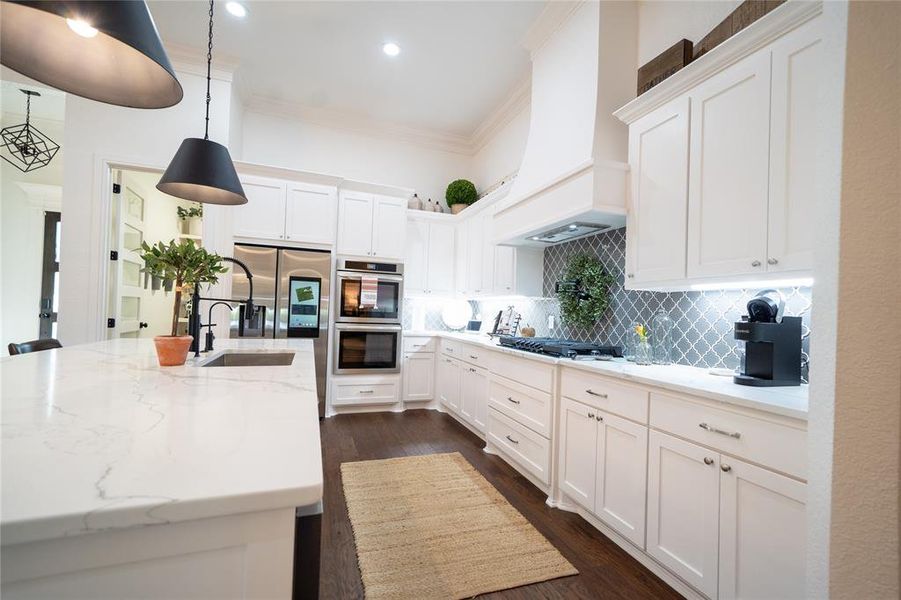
147,0 -> 544,137
0,77 -> 66,122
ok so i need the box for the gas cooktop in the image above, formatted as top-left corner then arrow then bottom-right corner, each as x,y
498,337 -> 623,360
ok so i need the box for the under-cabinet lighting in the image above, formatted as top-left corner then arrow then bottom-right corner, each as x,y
689,277 -> 814,291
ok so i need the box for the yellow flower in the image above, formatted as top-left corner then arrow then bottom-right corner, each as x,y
635,324 -> 649,340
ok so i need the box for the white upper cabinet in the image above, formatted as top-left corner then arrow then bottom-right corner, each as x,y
285,183 -> 337,245
337,192 -> 406,260
625,97 -> 690,286
234,176 -> 289,240
767,17 -> 821,274
465,216 -> 485,295
687,49 -> 771,279
493,246 -> 516,294
404,218 -> 455,296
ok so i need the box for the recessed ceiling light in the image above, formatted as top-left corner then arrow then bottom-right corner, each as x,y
225,2 -> 247,18
66,18 -> 98,38
382,42 -> 401,57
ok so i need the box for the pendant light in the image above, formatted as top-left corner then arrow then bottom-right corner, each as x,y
1,90 -> 60,173
0,1 -> 183,109
156,1 -> 247,206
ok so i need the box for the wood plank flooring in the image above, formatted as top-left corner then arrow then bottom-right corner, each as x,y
319,409 -> 682,600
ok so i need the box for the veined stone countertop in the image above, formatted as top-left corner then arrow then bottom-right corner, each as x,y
1,338 -> 322,546
406,330 -> 809,421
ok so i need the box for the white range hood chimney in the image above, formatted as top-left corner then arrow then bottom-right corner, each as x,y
493,1 -> 637,247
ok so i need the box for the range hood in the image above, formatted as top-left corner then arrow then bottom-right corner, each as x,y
492,1 -> 637,247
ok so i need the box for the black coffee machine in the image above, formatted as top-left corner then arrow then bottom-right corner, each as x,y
733,290 -> 802,387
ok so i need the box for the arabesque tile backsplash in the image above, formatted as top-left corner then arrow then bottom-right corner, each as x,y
404,228 -> 811,380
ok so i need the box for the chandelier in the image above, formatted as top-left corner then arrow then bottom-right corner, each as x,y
1,90 -> 60,173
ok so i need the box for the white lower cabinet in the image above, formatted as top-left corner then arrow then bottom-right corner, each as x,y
647,429 -> 807,599
718,457 -> 806,600
436,355 -> 461,413
559,398 -> 647,549
402,352 -> 434,402
331,377 -> 400,407
461,364 -> 489,433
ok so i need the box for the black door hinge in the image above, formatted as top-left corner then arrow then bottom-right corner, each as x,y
110,250 -> 118,261
112,183 -> 121,194
107,318 -> 116,328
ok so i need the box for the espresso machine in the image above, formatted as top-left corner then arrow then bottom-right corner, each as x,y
733,290 -> 802,387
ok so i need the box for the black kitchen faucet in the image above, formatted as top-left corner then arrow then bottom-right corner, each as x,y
188,256 -> 259,357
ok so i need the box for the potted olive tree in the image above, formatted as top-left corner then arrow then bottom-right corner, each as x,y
177,203 -> 203,236
445,179 -> 478,214
140,239 -> 226,366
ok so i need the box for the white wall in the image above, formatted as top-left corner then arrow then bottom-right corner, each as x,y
0,113 -> 64,347
59,68 -> 234,345
241,110 -> 471,209
470,103 -> 530,194
637,0 -> 740,65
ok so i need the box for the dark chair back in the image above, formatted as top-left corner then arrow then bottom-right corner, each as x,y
7,338 -> 63,356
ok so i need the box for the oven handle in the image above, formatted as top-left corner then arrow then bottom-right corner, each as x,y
337,271 -> 404,283
334,323 -> 403,332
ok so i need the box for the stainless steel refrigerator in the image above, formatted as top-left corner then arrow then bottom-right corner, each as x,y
230,244 -> 331,417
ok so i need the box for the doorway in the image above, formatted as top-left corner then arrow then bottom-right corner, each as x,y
38,211 -> 61,338
105,168 -> 204,340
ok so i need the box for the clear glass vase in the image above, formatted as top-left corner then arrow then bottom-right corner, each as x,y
634,338 -> 652,365
651,310 -> 675,365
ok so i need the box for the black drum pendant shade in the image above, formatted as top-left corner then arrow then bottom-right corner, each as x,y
156,0 -> 246,206
157,138 -> 247,205
0,1 -> 183,109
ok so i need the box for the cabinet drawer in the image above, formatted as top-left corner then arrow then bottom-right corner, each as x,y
333,381 -> 398,406
488,375 -> 552,437
650,392 -> 806,479
560,368 -> 650,424
439,338 -> 462,358
487,408 -> 551,485
491,353 -> 554,393
457,342 -> 490,368
403,336 -> 435,353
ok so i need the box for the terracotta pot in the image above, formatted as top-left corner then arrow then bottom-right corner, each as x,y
450,203 -> 467,215
153,335 -> 193,367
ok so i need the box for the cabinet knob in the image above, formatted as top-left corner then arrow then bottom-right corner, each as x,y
588,412 -> 595,419
627,273 -> 634,279
751,260 -> 762,267
595,414 -> 603,422
704,457 -> 714,466
721,464 -> 732,472
767,258 -> 778,265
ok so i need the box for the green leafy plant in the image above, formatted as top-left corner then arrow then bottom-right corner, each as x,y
140,239 -> 227,336
176,204 -> 203,220
556,253 -> 615,329
445,179 -> 478,207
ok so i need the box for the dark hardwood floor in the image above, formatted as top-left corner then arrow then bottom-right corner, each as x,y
319,410 -> 681,600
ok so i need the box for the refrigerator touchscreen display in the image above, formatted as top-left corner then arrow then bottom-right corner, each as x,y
287,276 -> 321,337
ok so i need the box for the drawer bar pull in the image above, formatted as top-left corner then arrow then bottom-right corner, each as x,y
699,422 -> 741,439
505,434 -> 520,445
359,390 -> 374,394
585,389 -> 608,398
469,354 -> 479,360
507,396 -> 521,405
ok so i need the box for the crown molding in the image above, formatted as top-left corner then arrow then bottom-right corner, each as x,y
522,1 -> 584,55
470,75 -> 531,154
163,41 -> 238,83
244,94 -> 475,155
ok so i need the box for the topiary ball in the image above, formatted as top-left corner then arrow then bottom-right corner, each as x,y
445,179 -> 478,206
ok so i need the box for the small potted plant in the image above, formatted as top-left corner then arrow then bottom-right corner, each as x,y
177,203 -> 203,236
140,239 -> 226,366
445,179 -> 478,214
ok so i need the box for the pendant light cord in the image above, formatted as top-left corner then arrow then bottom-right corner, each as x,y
204,0 -> 214,140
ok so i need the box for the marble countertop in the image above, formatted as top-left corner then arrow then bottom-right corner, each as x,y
409,331 -> 809,421
1,338 -> 322,546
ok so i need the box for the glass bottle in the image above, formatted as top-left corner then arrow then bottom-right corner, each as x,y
651,310 -> 674,365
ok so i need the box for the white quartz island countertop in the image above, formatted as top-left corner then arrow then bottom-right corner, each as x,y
424,331 -> 809,421
1,338 -> 322,547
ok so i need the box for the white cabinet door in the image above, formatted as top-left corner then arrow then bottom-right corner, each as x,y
595,412 -> 648,549
647,430 -> 720,599
718,457 -> 806,600
493,245 -> 515,294
403,352 -> 434,402
337,191 -> 374,257
559,397 -> 598,512
426,222 -> 456,295
480,213 -> 495,294
437,356 -> 461,413
460,364 -> 489,433
465,217 -> 484,295
626,96 -> 690,285
234,177 -> 287,240
371,196 -> 407,260
285,183 -> 337,245
455,224 -> 469,295
767,16 -> 821,274
687,49 -> 771,279
404,219 -> 430,294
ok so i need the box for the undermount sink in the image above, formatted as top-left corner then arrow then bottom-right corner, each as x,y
200,352 -> 295,367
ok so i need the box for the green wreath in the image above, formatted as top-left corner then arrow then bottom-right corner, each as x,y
556,253 -> 615,329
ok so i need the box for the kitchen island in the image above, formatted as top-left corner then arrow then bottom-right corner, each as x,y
1,338 -> 322,599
